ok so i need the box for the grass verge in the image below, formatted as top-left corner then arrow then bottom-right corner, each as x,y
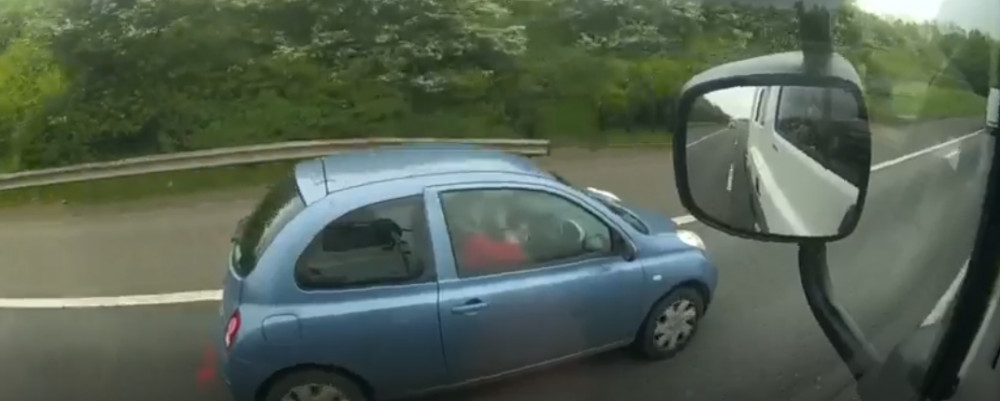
0,161 -> 297,209
549,130 -> 674,148
869,83 -> 987,124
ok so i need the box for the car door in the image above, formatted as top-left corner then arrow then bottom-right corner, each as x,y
426,183 -> 639,383
286,192 -> 448,396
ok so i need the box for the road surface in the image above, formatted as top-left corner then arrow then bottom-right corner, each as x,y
0,118 -> 990,401
685,122 -> 761,232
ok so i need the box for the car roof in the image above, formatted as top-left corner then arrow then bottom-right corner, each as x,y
294,144 -> 551,203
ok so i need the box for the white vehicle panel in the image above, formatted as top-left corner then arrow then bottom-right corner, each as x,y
746,86 -> 859,236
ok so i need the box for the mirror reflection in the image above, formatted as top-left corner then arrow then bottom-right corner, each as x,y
685,85 -> 871,238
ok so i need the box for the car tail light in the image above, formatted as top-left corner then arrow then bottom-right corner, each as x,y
224,309 -> 241,351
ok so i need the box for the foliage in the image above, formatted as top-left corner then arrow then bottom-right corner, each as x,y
0,0 -> 995,171
0,0 -> 66,171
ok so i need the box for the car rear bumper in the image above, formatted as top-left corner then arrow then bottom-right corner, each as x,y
215,338 -> 271,401
219,354 -> 272,401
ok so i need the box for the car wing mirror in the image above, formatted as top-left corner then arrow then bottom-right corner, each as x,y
611,232 -> 637,261
674,51 -> 873,242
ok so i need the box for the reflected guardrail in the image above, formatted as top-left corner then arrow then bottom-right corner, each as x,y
0,138 -> 551,191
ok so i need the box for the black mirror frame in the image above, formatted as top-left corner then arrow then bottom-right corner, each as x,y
673,51 -> 873,243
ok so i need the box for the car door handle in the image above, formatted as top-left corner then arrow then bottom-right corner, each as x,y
451,299 -> 489,315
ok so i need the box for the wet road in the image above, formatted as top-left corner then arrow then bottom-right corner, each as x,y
0,118 -> 991,401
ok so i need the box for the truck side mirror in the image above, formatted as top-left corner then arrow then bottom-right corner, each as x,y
673,51 -> 873,242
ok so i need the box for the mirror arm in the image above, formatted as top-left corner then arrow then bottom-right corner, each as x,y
798,240 -> 881,381
795,2 -> 834,71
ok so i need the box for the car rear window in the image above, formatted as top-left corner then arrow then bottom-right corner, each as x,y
234,174 -> 306,277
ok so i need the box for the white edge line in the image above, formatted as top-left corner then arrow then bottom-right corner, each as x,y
959,280 -> 1000,376
0,290 -> 222,309
871,131 -> 980,171
922,261 -> 968,327
0,130 -> 984,309
686,128 -> 729,148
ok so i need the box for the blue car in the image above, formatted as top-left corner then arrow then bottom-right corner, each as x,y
217,145 -> 718,401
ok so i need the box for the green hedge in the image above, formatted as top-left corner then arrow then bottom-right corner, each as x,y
0,0 -> 994,172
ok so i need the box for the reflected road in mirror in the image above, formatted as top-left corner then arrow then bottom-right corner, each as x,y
686,119 -> 760,232
684,85 -> 871,238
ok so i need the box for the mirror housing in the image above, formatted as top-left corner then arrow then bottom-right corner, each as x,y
674,51 -> 872,242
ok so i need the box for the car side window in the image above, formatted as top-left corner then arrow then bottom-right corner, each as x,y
775,86 -> 865,186
754,87 -> 770,124
295,195 -> 432,289
776,86 -> 824,153
441,188 -> 615,279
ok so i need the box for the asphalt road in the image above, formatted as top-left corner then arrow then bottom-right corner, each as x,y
0,118 -> 991,401
685,123 -> 761,232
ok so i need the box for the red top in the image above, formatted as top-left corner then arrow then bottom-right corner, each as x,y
460,233 -> 528,270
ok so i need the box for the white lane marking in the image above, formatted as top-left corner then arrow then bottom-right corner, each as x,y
671,215 -> 698,225
726,163 -> 734,192
674,129 -> 984,227
871,131 -> 980,171
960,278 -> 1000,377
922,261 -> 968,327
0,290 -> 222,309
945,149 -> 961,170
686,128 -> 728,148
0,130 -> 985,308
918,257 -> 1000,379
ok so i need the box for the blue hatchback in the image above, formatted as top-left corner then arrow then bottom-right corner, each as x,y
217,145 -> 718,401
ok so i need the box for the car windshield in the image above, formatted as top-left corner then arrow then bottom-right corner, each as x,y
551,171 -> 651,233
1,0 -> 997,401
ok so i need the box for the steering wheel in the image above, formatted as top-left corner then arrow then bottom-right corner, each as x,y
559,218 -> 586,244
526,214 -> 586,256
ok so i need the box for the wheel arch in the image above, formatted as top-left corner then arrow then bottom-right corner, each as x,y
676,279 -> 712,313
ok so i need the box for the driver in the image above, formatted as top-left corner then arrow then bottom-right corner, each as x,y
458,200 -> 530,272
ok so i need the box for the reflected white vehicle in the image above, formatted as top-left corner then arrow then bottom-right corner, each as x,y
744,85 -> 864,237
988,87 -> 998,129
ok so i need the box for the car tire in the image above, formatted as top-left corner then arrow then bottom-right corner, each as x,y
632,286 -> 706,360
262,369 -> 368,401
